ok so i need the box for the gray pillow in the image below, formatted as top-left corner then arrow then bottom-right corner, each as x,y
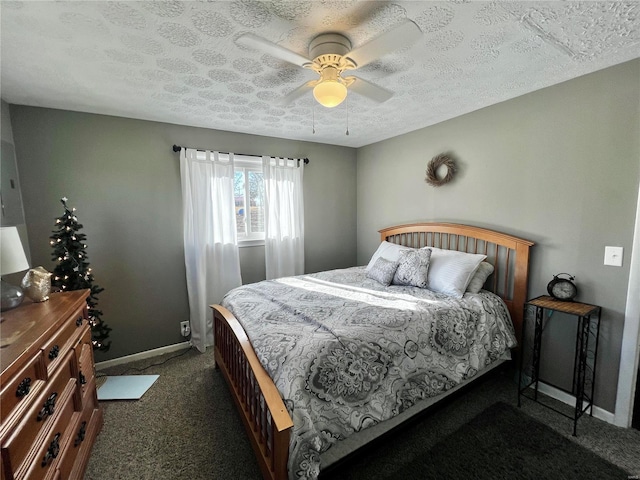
392,248 -> 432,288
466,261 -> 495,293
367,257 -> 399,286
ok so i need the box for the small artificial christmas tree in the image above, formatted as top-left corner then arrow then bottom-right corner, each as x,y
50,197 -> 111,351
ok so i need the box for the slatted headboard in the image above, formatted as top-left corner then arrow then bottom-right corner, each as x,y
379,222 -> 534,343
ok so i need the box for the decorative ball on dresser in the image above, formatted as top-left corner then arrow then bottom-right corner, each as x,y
21,266 -> 53,302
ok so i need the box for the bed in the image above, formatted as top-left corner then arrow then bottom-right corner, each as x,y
211,223 -> 534,480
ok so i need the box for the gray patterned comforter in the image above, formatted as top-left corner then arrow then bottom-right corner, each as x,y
221,267 -> 517,480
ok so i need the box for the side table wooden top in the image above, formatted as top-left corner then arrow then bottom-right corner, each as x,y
526,295 -> 600,317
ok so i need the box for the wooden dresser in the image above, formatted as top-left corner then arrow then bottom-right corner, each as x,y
1,290 -> 103,480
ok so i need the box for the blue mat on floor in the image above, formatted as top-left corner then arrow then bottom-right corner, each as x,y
97,375 -> 159,400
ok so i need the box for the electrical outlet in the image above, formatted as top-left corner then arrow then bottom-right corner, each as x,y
180,321 -> 191,337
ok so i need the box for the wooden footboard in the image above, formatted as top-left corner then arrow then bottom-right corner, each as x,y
211,304 -> 293,480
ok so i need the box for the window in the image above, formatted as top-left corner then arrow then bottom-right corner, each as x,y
234,157 -> 265,244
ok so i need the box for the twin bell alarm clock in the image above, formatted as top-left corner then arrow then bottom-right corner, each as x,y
547,273 -> 578,301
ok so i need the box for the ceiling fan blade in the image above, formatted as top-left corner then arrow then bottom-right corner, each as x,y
347,77 -> 393,103
346,19 -> 422,68
277,81 -> 315,106
236,33 -> 311,68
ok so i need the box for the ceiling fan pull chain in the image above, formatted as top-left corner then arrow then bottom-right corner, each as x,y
345,95 -> 350,136
312,104 -> 316,134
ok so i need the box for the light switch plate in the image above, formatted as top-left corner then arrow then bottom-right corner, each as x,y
604,246 -> 623,267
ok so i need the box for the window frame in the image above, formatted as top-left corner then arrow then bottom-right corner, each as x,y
234,156 -> 265,247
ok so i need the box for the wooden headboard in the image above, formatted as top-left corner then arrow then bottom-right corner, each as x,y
379,222 -> 534,344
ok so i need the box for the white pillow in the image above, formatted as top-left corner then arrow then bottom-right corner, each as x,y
466,261 -> 495,294
366,241 -> 413,271
425,247 -> 487,298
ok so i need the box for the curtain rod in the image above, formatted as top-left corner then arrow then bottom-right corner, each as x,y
172,145 -> 309,164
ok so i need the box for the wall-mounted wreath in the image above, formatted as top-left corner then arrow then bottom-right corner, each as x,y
425,153 -> 457,187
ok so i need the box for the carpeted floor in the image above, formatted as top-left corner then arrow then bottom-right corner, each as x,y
327,402 -> 629,480
86,348 -> 640,480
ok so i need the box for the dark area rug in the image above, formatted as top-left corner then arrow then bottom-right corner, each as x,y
381,402 -> 629,480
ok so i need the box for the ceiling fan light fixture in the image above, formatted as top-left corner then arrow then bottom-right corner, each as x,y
313,65 -> 347,108
313,81 -> 347,108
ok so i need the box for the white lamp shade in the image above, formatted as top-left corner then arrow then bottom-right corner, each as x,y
1,226 -> 29,275
313,81 -> 347,108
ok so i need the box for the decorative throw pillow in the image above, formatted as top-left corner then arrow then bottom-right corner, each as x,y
366,241 -> 413,271
425,247 -> 487,298
392,248 -> 432,288
367,257 -> 400,286
466,261 -> 495,294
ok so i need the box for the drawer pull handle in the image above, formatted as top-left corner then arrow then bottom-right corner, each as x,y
16,377 -> 32,398
48,345 -> 60,360
79,372 -> 87,385
41,432 -> 61,467
76,316 -> 83,327
37,392 -> 58,421
74,421 -> 87,446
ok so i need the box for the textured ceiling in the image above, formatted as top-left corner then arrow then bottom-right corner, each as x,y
1,1 -> 639,148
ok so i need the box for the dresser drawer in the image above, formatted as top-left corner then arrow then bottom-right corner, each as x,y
56,385 -> 97,480
48,412 -> 78,480
0,353 -> 46,428
73,328 -> 94,405
16,382 -> 77,480
1,352 -> 76,478
41,307 -> 86,377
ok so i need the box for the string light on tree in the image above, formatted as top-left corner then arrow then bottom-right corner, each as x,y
50,197 -> 111,351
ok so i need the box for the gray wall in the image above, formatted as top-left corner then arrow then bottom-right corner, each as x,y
1,100 -> 15,143
357,59 -> 640,413
1,100 -> 30,267
10,107 -> 357,362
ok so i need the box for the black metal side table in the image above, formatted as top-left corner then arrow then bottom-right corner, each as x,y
517,295 -> 602,436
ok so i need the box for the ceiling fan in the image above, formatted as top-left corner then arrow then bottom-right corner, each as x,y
237,19 -> 423,108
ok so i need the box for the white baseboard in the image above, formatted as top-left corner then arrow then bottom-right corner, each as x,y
95,341 -> 192,371
535,381 -> 616,425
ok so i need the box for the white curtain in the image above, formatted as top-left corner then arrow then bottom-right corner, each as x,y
262,156 -> 305,280
180,148 -> 242,352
